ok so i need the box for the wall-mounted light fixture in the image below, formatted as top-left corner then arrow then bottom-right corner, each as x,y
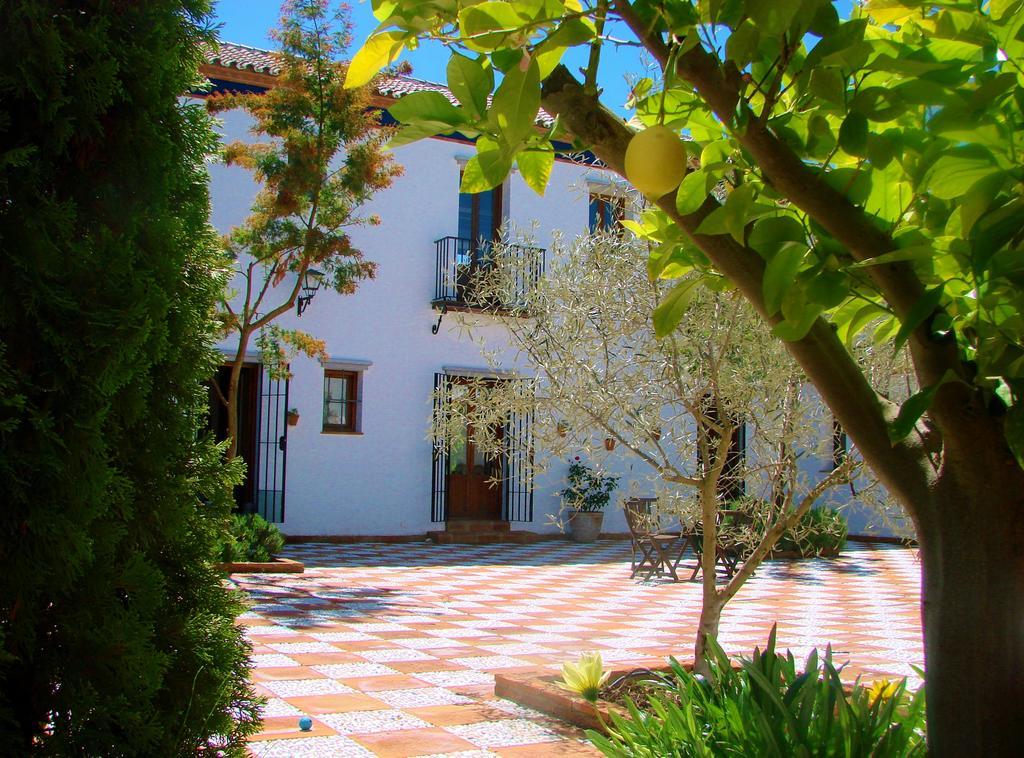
296,268 -> 324,316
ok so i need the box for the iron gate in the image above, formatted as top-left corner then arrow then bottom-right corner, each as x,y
255,369 -> 289,523
430,372 -> 533,524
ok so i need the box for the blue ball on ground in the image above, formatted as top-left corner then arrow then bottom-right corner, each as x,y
298,716 -> 313,731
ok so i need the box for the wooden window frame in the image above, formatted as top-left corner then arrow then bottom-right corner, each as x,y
322,369 -> 361,434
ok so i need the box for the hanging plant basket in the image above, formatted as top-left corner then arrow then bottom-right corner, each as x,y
286,409 -> 300,426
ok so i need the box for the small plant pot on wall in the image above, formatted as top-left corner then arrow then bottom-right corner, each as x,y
286,409 -> 300,426
569,511 -> 604,542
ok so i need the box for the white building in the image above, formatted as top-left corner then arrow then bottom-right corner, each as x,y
198,43 -> 902,542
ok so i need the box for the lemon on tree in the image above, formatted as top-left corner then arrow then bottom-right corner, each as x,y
625,125 -> 687,199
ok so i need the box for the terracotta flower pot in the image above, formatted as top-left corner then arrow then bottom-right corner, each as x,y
286,411 -> 300,426
569,511 -> 604,542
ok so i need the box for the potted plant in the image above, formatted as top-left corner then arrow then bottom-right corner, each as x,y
286,408 -> 300,426
560,457 -> 620,542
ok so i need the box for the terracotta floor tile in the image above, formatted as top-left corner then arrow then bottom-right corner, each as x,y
388,659 -> 464,674
251,666 -> 325,682
431,647 -> 493,659
282,692 -> 385,713
335,639 -> 398,651
446,683 -> 496,699
289,651 -> 365,665
340,674 -> 433,691
351,726 -> 479,756
250,715 -> 336,741
236,542 -> 923,756
495,739 -> 602,756
407,702 -> 519,726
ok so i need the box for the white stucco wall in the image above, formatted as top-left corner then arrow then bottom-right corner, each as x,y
205,100 -> 903,539
206,103 -> 634,536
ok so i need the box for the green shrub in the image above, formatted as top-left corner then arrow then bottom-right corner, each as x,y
0,1 -> 260,752
590,629 -> 926,757
717,498 -> 848,558
220,514 -> 286,563
775,506 -> 849,556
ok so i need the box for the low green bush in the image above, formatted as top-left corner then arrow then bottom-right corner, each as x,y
590,628 -> 926,757
219,513 -> 286,563
775,506 -> 849,556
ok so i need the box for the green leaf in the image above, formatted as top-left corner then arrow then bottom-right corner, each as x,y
459,1 -> 526,52
804,19 -> 868,69
763,244 -> 807,316
838,112 -> 869,157
851,86 -> 906,122
919,146 -> 1002,201
888,371 -> 957,443
722,184 -> 756,244
846,245 -> 934,270
385,120 -> 464,149
893,284 -> 944,352
446,52 -> 492,120
675,170 -> 712,216
516,148 -> 554,195
387,91 -> 463,126
653,277 -> 702,338
772,307 -> 821,341
694,206 -> 729,236
345,30 -> 407,89
748,216 -> 807,256
461,148 -> 514,192
534,18 -> 595,78
726,19 -> 760,68
808,68 -> 846,104
490,57 -> 541,145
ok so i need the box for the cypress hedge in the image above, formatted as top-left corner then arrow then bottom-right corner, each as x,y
0,1 -> 260,753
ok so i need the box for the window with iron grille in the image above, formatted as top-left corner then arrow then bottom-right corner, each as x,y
323,369 -> 359,433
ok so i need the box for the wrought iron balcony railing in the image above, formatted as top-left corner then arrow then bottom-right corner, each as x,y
432,236 -> 545,312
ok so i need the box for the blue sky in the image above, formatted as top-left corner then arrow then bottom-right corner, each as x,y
211,1 -> 857,116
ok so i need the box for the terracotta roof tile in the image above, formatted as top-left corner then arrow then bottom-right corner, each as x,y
205,41 -> 281,75
206,42 -> 554,126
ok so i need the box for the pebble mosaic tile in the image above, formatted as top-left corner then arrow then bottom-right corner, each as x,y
235,541 -> 922,756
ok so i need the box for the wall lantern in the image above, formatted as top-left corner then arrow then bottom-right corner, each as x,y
296,268 -> 324,316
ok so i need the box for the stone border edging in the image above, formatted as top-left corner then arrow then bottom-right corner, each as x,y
494,669 -> 629,731
218,557 -> 304,573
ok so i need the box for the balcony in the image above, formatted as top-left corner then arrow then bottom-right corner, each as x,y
432,236 -> 545,314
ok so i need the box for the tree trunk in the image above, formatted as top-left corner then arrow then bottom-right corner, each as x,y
693,482 -> 722,677
693,592 -> 725,678
224,329 -> 251,461
537,65 -> 1024,753
920,436 -> 1024,757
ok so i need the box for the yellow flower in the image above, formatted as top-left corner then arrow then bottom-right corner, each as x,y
867,677 -> 901,706
557,652 -> 610,703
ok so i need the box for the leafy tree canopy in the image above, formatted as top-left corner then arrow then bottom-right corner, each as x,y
347,0 -> 1024,460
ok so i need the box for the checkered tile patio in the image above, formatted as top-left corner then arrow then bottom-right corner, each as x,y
234,541 -> 922,757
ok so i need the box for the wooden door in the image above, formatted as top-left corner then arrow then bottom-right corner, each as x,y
446,380 -> 503,520
209,363 -> 260,510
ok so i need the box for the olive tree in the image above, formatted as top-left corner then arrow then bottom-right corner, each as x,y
433,232 -> 861,671
349,2 -> 1024,750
